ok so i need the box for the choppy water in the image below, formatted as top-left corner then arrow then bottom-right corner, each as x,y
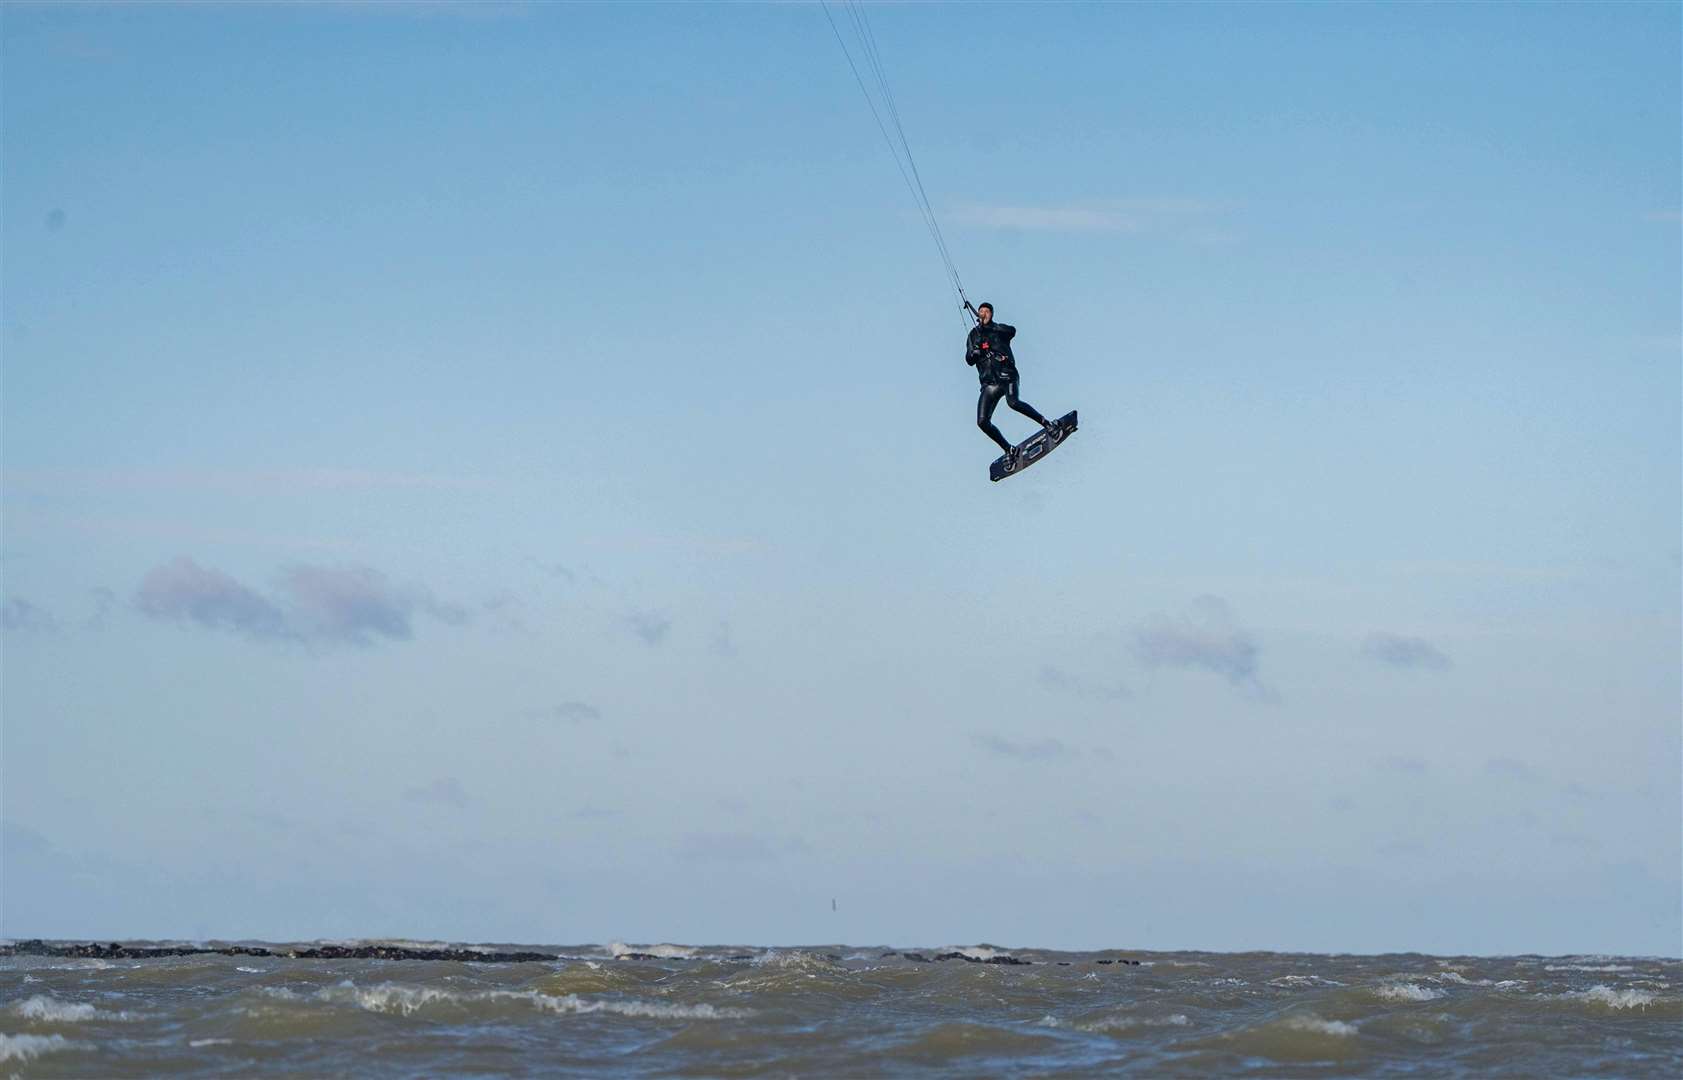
3,941 -> 1678,1077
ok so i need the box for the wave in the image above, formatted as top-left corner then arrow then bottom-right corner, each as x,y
896,1021 -> 1062,1061
10,994 -> 128,1023
527,992 -> 748,1020
0,1033 -> 74,1064
1269,974 -> 1346,988
189,1037 -> 234,1048
608,941 -> 698,960
1560,985 -> 1657,1010
750,949 -> 841,970
1546,964 -> 1634,973
266,980 -> 749,1021
1432,971 -> 1524,989
1283,1015 -> 1359,1037
1369,983 -> 1444,1003
1040,1012 -> 1190,1034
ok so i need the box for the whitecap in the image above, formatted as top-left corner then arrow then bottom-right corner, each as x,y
607,941 -> 697,960
1371,983 -> 1444,1002
749,949 -> 836,970
189,1038 -> 233,1048
317,981 -> 458,1016
11,995 -> 108,1022
1431,971 -> 1525,989
0,1033 -> 74,1063
525,992 -> 749,1020
302,981 -> 748,1021
1283,1015 -> 1359,1036
1562,985 -> 1656,1010
1269,974 -> 1345,988
1545,963 -> 1633,973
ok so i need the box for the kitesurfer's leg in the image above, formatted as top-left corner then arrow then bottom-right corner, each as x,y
1004,377 -> 1051,428
977,381 -> 1013,454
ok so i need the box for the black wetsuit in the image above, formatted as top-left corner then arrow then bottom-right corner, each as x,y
966,320 -> 1049,454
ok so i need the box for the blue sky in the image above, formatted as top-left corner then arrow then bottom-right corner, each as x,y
3,1 -> 1678,955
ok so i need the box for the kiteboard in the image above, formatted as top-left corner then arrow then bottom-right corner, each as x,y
990,410 -> 1078,482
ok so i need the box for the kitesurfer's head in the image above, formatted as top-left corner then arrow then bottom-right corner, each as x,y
977,302 -> 993,324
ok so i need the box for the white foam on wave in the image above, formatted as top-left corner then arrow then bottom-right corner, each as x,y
1545,963 -> 1633,973
1562,985 -> 1656,1010
236,966 -> 264,974
526,992 -> 749,1020
318,982 -> 457,1016
1431,971 -> 1525,989
1268,974 -> 1345,988
0,1033 -> 74,1063
749,949 -> 836,970
189,1038 -> 233,1048
1283,1015 -> 1359,1037
297,981 -> 748,1020
1371,983 -> 1444,1002
950,945 -> 1014,962
11,995 -> 126,1022
607,941 -> 697,960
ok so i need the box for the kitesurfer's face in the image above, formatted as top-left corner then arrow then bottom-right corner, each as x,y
978,305 -> 992,324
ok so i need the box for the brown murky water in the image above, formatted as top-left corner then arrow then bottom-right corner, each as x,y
3,941 -> 1678,1076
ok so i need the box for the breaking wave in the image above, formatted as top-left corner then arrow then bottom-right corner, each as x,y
1559,985 -> 1657,1010
0,1033 -> 74,1063
267,980 -> 749,1020
1370,983 -> 1444,1002
1283,1014 -> 1360,1036
11,994 -> 127,1022
1040,1012 -> 1190,1034
608,941 -> 697,960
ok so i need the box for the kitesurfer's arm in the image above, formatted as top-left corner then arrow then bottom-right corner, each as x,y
965,327 -> 982,366
995,323 -> 1016,342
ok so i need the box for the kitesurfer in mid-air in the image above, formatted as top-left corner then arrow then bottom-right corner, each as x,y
966,302 -> 1054,462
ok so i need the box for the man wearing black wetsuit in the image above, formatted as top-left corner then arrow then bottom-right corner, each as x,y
966,302 -> 1053,459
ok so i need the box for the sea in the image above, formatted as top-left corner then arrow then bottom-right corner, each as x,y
2,940 -> 1678,1077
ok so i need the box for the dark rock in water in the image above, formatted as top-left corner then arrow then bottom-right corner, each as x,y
0,939 -> 553,964
290,944 -> 554,963
1096,957 -> 1142,966
1097,959 -> 1113,965
1057,961 -> 1071,966
726,954 -> 756,962
934,951 -> 1031,966
0,940 -> 278,961
900,952 -> 932,963
613,952 -> 666,961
